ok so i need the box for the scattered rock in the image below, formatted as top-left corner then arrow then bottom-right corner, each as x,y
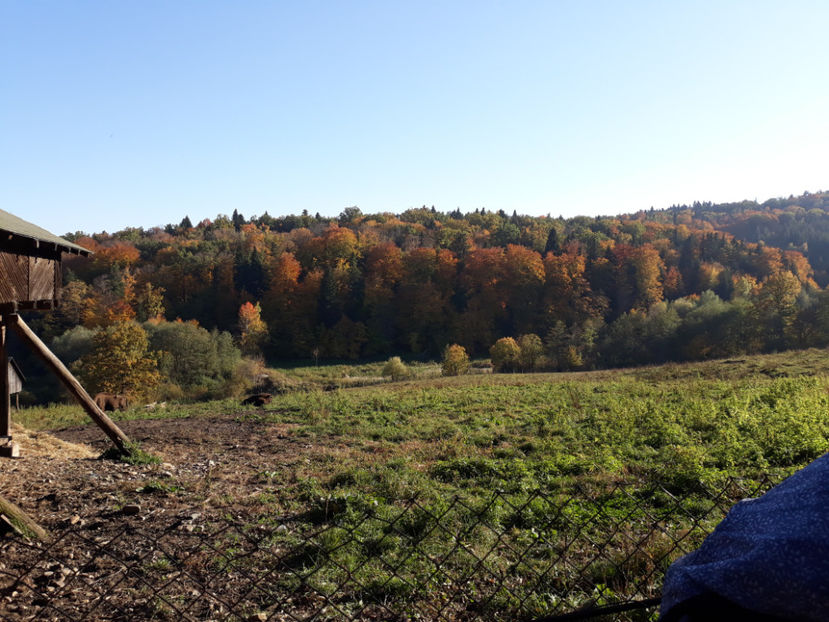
36,493 -> 58,504
120,504 -> 141,516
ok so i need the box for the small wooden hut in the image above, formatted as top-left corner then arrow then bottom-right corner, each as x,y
7,358 -> 24,410
0,210 -> 130,457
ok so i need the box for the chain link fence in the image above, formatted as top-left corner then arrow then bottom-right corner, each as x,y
0,475 -> 779,621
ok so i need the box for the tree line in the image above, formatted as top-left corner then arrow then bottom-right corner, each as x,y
15,194 -> 829,402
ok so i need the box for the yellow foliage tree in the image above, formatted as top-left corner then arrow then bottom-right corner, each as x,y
134,282 -> 166,322
441,344 -> 470,376
77,321 -> 160,400
490,337 -> 521,373
238,301 -> 268,356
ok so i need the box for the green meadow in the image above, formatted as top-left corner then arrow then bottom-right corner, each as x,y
15,349 -> 829,618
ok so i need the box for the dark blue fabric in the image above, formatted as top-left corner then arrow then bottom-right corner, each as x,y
660,453 -> 829,621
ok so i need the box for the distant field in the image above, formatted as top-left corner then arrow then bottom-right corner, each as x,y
9,348 -> 829,618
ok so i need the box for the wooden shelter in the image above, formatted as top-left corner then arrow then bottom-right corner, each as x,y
7,358 -> 23,409
0,210 -> 131,457
0,209 -> 90,313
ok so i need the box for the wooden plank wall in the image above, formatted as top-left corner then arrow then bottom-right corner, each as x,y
29,256 -> 56,301
0,254 -> 27,303
0,251 -> 58,306
8,368 -> 21,394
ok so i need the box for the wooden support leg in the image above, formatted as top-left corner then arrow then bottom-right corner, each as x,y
6,313 -> 131,454
0,318 -> 18,458
0,320 -> 10,438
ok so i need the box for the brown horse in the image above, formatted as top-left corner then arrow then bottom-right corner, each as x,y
94,393 -> 128,412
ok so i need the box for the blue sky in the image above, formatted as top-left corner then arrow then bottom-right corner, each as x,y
3,1 -> 829,236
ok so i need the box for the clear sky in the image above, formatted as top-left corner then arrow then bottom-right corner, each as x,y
3,1 -> 829,236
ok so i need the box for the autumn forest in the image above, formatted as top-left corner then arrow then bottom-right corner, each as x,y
17,191 -> 829,403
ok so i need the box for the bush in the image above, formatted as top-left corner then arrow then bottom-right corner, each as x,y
230,357 -> 267,397
256,369 -> 303,394
518,334 -> 543,371
441,344 -> 470,376
382,356 -> 411,381
156,381 -> 185,402
490,337 -> 521,373
144,320 -> 241,398
51,326 -> 97,364
562,345 -> 584,370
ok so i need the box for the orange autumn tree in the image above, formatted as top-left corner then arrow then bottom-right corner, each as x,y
363,242 -> 404,353
261,251 -> 302,331
503,244 -> 545,335
396,248 -> 457,354
613,243 -> 665,311
457,248 -> 507,352
238,301 -> 268,356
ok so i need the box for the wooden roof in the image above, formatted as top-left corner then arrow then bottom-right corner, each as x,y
0,209 -> 91,256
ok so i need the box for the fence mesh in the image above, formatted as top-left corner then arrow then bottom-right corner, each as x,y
0,475 -> 779,621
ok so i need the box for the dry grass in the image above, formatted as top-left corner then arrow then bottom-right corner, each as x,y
7,423 -> 97,459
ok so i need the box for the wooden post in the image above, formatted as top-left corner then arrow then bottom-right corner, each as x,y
0,318 -> 18,457
0,319 -> 9,438
6,313 -> 131,453
0,493 -> 49,540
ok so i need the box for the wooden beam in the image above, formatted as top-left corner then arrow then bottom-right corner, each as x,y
0,493 -> 49,540
6,314 -> 131,453
0,321 -> 9,438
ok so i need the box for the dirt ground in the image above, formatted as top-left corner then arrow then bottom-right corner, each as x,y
0,409 -> 352,621
0,409 -> 315,530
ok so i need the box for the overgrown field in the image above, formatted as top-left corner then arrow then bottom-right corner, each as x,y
12,349 -> 829,619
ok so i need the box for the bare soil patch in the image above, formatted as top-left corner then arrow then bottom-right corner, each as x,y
1,409 -> 317,528
0,409 -> 347,620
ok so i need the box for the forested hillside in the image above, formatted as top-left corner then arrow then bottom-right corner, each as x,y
644,191 -> 829,284
17,192 -> 829,403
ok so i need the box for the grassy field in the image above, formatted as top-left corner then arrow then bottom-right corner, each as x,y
13,349 -> 829,618
20,348 -> 829,489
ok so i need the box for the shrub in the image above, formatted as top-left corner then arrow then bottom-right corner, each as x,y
518,334 -> 543,371
441,344 -> 470,376
382,356 -> 411,381
145,320 -> 241,390
143,320 -> 242,400
51,326 -> 97,364
156,381 -> 185,402
232,356 -> 267,396
490,337 -> 521,373
100,441 -> 161,465
562,345 -> 584,370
